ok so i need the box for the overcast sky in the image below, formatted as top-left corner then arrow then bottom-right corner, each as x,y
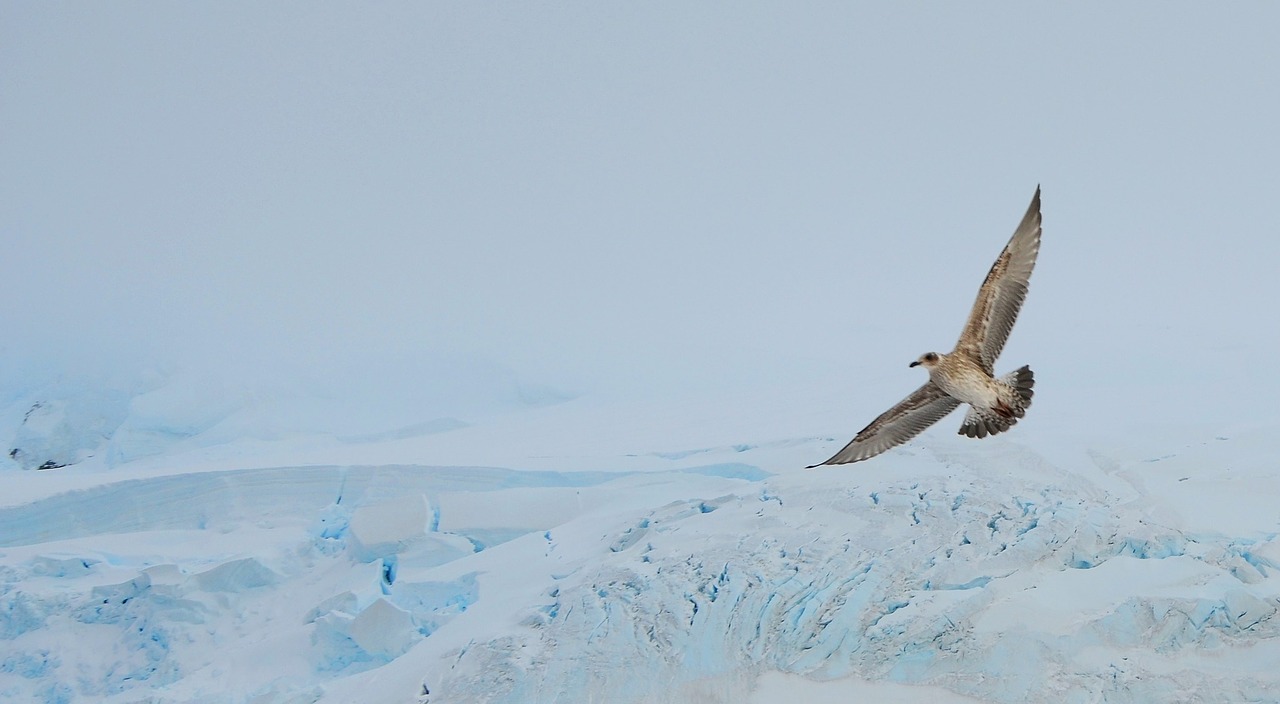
3,4 -> 1278,408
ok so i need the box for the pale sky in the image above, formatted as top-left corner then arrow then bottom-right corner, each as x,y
3,4 -> 1278,408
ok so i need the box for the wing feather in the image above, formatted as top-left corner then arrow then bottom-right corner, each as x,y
809,382 -> 960,466
956,187 -> 1042,372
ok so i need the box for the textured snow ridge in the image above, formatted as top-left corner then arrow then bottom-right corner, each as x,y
427,448 -> 1280,704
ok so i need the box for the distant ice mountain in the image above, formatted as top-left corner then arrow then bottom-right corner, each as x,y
7,393 -> 130,469
0,353 -> 572,473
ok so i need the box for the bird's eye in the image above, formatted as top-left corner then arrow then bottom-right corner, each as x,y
926,353 -> 937,361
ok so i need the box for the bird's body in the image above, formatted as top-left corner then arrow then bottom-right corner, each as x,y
811,187 -> 1043,466
927,353 -> 1004,411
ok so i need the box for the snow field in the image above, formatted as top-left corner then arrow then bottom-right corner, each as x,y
2,376 -> 1278,703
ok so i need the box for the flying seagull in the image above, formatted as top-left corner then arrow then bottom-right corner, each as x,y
811,186 -> 1042,466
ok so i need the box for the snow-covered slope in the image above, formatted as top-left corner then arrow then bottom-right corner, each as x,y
2,372 -> 1278,703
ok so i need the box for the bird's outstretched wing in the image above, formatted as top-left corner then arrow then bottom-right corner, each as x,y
809,382 -> 960,466
955,187 -> 1042,372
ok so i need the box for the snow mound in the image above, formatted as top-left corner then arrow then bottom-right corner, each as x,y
348,598 -> 418,658
348,494 -> 432,562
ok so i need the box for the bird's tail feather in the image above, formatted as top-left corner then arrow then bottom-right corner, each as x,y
1005,364 -> 1035,412
957,365 -> 1034,439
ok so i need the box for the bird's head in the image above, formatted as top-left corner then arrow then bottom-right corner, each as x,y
909,352 -> 941,369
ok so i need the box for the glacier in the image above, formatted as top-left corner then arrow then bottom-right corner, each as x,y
2,375 -> 1278,704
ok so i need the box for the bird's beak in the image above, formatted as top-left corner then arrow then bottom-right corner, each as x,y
909,361 -> 920,368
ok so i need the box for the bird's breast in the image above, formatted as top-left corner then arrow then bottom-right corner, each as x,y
932,364 -> 1000,408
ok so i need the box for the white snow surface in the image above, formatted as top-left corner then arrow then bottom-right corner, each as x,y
2,369 -> 1279,704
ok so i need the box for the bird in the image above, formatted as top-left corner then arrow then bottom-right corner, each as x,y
810,186 -> 1042,466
